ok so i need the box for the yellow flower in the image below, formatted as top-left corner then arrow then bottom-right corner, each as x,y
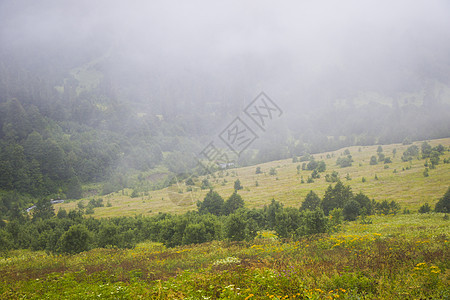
416,262 -> 426,267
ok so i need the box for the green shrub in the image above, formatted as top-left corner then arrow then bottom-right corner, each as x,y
57,224 -> 92,254
343,200 -> 361,221
418,203 -> 431,214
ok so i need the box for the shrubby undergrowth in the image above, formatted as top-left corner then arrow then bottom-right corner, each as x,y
0,181 -> 421,255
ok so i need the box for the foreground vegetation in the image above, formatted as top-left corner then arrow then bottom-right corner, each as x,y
1,213 -> 448,299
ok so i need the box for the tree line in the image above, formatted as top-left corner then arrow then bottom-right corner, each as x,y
6,181 -> 445,255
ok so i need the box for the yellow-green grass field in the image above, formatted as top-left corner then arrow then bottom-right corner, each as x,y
55,138 -> 450,218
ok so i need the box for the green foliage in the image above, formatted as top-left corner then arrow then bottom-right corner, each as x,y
264,199 -> 283,230
370,155 -> 378,165
402,145 -> 419,161
402,137 -> 412,145
336,156 -> 353,168
275,207 -> 302,238
88,198 -> 104,208
421,142 -> 432,158
233,179 -> 243,190
321,181 -> 353,215
354,192 -> 373,215
66,176 -> 82,199
97,222 -> 120,248
0,229 -> 12,252
306,160 -> 318,171
300,190 -> 321,211
418,203 -> 431,214
57,224 -> 91,254
329,208 -> 343,230
255,166 -> 262,174
185,178 -> 195,186
343,200 -> 361,221
201,178 -> 210,190
197,190 -> 224,216
377,146 -> 383,153
269,168 -> 277,176
225,211 -> 256,241
85,206 -> 94,214
434,187 -> 450,213
311,169 -> 320,179
317,161 -> 326,172
130,190 -> 139,198
223,191 -> 244,216
375,200 -> 401,215
299,153 -> 313,162
77,200 -> 85,210
429,150 -> 440,167
182,222 -> 209,244
298,208 -> 328,236
325,171 -> 339,182
32,198 -> 55,221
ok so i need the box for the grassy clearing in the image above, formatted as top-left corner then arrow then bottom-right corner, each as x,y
1,213 -> 448,299
55,138 -> 450,218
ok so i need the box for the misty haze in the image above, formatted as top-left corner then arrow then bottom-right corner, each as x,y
0,1 -> 449,298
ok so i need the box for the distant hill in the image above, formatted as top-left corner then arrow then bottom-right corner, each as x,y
54,137 -> 450,217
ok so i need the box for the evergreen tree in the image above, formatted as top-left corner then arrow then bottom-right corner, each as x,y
233,179 -> 243,190
225,213 -> 247,241
197,189 -> 224,216
343,200 -> 361,221
421,142 -> 432,158
435,187 -> 450,213
321,181 -> 353,215
300,190 -> 321,211
264,199 -> 283,230
223,191 -> 244,216
354,191 -> 372,214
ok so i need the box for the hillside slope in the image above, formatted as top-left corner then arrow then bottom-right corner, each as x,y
55,137 -> 450,217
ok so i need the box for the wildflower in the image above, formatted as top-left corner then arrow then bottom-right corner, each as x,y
416,262 -> 426,267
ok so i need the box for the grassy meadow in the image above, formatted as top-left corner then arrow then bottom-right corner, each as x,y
55,138 -> 450,217
1,138 -> 449,299
1,213 -> 448,299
